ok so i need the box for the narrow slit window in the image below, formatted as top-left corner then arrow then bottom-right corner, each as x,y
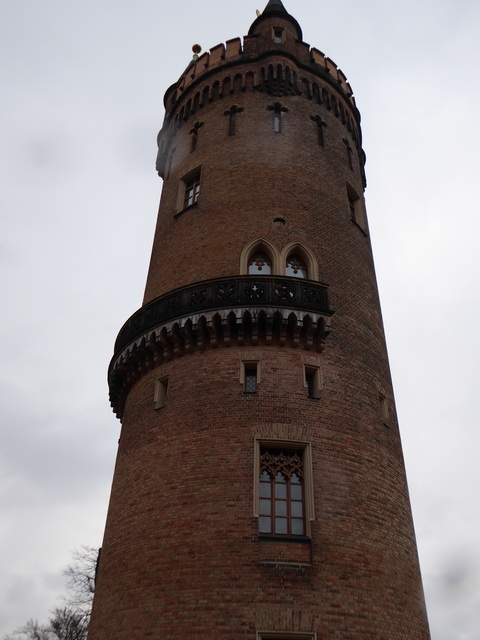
273,27 -> 284,43
244,362 -> 258,394
304,365 -> 321,399
379,392 -> 389,423
267,102 -> 288,133
154,376 -> 169,410
346,183 -> 368,234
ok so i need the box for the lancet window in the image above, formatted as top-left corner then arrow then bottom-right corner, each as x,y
248,252 -> 272,275
285,254 -> 307,278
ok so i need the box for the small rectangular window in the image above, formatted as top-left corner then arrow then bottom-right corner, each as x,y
346,183 -> 367,234
184,173 -> 200,208
245,365 -> 257,393
254,439 -> 314,538
272,27 -> 284,43
241,361 -> 259,394
379,392 -> 389,424
177,167 -> 201,213
304,365 -> 321,399
154,376 -> 169,409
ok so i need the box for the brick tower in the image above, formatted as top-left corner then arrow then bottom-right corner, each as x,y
89,2 -> 430,638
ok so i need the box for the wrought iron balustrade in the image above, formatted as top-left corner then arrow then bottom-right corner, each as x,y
114,276 -> 331,356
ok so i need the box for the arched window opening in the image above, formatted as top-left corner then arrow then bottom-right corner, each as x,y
248,252 -> 272,275
286,254 -> 308,278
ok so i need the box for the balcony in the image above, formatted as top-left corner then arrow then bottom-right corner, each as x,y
115,276 -> 331,354
109,276 -> 333,417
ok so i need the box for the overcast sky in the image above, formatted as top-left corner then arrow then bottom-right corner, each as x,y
1,0 -> 479,638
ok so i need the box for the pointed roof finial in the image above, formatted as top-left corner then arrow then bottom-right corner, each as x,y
248,0 -> 302,40
263,0 -> 288,13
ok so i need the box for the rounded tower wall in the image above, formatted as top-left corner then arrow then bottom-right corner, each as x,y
146,50 -> 366,305
94,345 -> 428,639
90,3 -> 431,639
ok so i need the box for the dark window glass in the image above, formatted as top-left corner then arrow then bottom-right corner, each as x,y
306,371 -> 315,397
259,516 -> 271,533
244,364 -> 257,393
349,197 -> 356,219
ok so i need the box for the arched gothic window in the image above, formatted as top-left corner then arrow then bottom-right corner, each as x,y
248,252 -> 272,275
286,254 -> 308,278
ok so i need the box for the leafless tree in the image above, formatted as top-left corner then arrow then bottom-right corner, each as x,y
3,547 -> 98,640
63,546 -> 97,615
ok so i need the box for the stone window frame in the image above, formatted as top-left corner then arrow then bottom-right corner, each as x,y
240,238 -> 280,275
346,182 -> 368,235
240,239 -> 318,281
154,376 -> 169,410
280,242 -> 319,281
253,438 -> 315,538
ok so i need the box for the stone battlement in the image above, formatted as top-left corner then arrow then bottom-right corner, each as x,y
165,34 -> 357,114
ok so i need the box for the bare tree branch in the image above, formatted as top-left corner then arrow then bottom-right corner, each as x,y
3,547 -> 98,640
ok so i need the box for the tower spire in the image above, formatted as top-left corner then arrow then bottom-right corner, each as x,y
249,0 -> 302,39
263,0 -> 288,12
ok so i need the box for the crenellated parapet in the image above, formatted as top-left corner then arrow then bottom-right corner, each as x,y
164,37 -> 356,113
156,36 -> 364,178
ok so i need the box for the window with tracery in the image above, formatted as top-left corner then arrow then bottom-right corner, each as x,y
259,449 -> 305,536
286,254 -> 307,278
248,252 -> 272,275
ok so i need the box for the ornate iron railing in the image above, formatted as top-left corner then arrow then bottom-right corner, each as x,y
114,276 -> 331,356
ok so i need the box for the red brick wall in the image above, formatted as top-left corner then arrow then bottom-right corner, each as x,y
91,346 -> 429,638
89,12 -> 430,640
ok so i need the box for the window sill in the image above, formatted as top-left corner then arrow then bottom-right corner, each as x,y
258,533 -> 311,544
174,201 -> 199,218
